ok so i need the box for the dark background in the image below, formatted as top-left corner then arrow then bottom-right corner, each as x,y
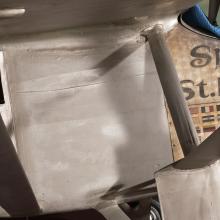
0,209 -> 106,220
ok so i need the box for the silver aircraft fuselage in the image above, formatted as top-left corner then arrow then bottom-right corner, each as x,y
0,0 -> 198,36
0,0 -> 199,219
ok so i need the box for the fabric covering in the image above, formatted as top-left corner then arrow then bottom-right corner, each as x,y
182,4 -> 220,37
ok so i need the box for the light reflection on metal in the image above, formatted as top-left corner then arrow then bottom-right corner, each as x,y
0,9 -> 25,18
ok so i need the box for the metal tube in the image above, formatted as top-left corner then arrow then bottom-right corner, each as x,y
143,25 -> 199,156
116,192 -> 158,204
209,0 -> 220,24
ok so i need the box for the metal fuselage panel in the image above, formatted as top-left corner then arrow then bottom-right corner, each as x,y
1,24 -> 173,215
0,0 -> 200,217
0,0 -> 198,36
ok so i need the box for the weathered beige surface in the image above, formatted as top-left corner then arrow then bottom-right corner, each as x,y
0,0 -> 198,36
2,23 -> 173,215
156,122 -> 220,220
166,25 -> 220,160
156,159 -> 220,220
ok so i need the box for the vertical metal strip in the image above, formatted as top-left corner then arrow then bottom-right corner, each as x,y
144,25 -> 199,156
208,0 -> 220,24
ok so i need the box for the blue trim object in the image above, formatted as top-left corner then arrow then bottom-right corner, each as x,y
182,4 -> 220,38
